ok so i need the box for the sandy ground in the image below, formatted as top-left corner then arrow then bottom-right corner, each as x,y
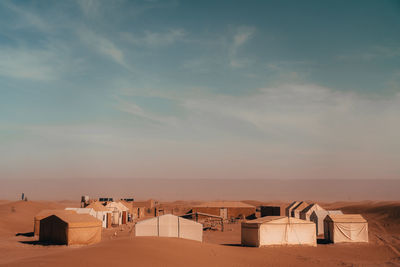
0,200 -> 399,266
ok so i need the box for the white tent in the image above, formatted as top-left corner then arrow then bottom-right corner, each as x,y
324,214 -> 368,243
299,203 -> 325,221
310,210 -> 342,235
135,214 -> 202,242
285,201 -> 300,216
241,216 -> 316,247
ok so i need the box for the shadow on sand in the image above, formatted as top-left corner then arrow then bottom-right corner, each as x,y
19,240 -> 65,246
222,243 -> 243,247
16,232 -> 34,237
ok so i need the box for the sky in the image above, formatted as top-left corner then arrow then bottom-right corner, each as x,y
1,0 -> 400,181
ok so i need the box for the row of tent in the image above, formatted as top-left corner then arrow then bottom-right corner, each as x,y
285,201 -> 344,235
135,212 -> 368,247
34,201 -> 369,247
241,213 -> 368,247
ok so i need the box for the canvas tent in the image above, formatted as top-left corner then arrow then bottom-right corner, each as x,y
285,201 -> 300,216
80,202 -> 113,228
324,214 -> 368,243
310,210 -> 343,235
299,203 -> 325,221
241,216 -> 316,247
39,213 -> 102,245
135,214 -> 202,242
291,202 -> 309,218
34,210 -> 76,236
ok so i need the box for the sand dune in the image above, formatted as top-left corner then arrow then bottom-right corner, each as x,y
0,200 -> 399,266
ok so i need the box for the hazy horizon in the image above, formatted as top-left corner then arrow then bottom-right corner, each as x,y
2,178 -> 399,202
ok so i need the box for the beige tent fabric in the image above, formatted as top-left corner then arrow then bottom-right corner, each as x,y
86,202 -> 110,212
310,210 -> 342,235
242,216 -> 316,247
299,204 -> 325,220
291,202 -> 309,218
324,214 -> 368,243
135,214 -> 202,242
285,201 -> 300,216
65,208 -> 96,217
39,213 -> 102,245
34,210 -> 75,236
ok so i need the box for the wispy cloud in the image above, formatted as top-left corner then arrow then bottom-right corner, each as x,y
114,96 -> 179,126
78,28 -> 128,68
0,46 -> 59,81
229,26 -> 256,68
1,1 -> 52,32
121,29 -> 185,46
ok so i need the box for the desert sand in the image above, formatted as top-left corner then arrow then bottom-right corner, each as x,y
0,200 -> 399,266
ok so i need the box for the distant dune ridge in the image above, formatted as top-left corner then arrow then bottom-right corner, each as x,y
1,178 -> 399,201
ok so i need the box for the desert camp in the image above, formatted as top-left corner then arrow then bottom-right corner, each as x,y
1,0 -> 399,266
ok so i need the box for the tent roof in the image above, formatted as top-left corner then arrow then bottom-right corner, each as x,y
194,201 -> 255,208
292,201 -> 309,212
326,214 -> 366,223
312,210 -> 343,217
286,201 -> 300,210
300,203 -> 324,214
34,209 -> 76,220
105,202 -> 129,211
87,202 -> 111,212
243,216 -> 314,225
118,201 -> 132,210
49,213 -> 102,227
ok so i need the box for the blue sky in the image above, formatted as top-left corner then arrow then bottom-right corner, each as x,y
1,0 -> 399,180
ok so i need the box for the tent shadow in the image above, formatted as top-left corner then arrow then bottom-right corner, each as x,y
317,238 -> 330,245
19,240 -> 65,246
16,232 -> 34,237
222,243 -> 243,247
